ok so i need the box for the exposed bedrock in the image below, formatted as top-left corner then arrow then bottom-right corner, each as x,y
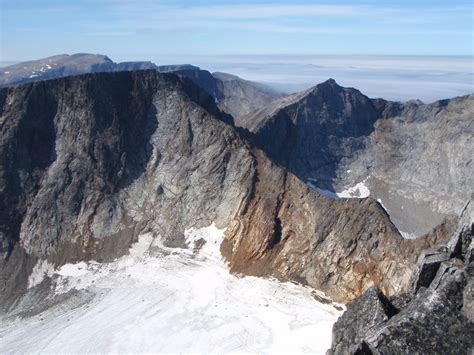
0,71 -> 457,312
329,200 -> 474,354
240,79 -> 473,237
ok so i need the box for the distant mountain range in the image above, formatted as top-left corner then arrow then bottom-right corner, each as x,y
0,53 -> 282,119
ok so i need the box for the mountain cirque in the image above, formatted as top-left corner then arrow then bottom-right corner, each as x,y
0,70 -> 457,308
0,67 -> 472,353
241,79 -> 473,237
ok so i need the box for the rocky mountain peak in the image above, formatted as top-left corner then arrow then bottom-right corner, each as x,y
313,77 -> 339,89
241,79 -> 473,237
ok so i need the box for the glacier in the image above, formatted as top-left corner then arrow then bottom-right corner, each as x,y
0,224 -> 342,354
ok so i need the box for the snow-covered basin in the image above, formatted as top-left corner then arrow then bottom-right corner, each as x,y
0,223 -> 342,354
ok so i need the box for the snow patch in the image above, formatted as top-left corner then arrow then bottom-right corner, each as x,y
128,232 -> 154,258
338,180 -> 370,198
184,222 -> 226,263
28,74 -> 39,78
3,71 -> 9,74
400,230 -> 417,239
377,198 -> 389,213
308,178 -> 370,199
55,262 -> 89,278
28,259 -> 54,288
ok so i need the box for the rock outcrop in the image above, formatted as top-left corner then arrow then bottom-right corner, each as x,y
329,199 -> 474,354
241,79 -> 474,236
0,70 -> 450,312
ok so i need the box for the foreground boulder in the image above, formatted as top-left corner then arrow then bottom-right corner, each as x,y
329,200 -> 474,354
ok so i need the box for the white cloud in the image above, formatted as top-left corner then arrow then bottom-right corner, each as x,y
186,54 -> 474,102
76,2 -> 472,36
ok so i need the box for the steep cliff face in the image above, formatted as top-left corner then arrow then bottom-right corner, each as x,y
169,68 -> 282,119
0,71 -> 452,311
242,79 -> 473,236
240,79 -> 382,185
0,71 -> 250,308
222,152 -> 455,302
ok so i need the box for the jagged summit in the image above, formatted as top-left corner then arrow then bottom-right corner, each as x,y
239,78 -> 473,237
317,77 -> 338,87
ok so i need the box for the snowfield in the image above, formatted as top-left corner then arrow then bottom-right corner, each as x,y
0,224 -> 342,354
308,178 -> 370,199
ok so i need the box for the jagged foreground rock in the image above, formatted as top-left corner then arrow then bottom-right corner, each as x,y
329,200 -> 474,354
241,79 -> 474,237
0,70 -> 450,312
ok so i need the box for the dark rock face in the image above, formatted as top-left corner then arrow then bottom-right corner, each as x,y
170,69 -> 282,119
241,79 -> 382,186
329,200 -> 474,354
114,61 -> 158,71
0,70 -> 253,309
410,248 -> 451,292
156,64 -> 200,72
0,70 -> 449,312
330,287 -> 397,354
172,68 -> 224,103
243,79 -> 474,236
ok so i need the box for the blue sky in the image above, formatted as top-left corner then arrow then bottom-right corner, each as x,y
1,0 -> 473,62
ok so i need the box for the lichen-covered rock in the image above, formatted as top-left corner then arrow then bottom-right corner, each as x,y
329,198 -> 474,354
330,287 -> 397,355
410,248 -> 451,292
463,263 -> 474,322
364,265 -> 472,354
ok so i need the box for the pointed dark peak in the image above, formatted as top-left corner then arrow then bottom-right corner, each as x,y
322,78 -> 338,86
302,78 -> 371,102
309,78 -> 343,93
302,78 -> 344,98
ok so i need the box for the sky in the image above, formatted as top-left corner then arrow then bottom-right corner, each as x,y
1,0 -> 473,62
